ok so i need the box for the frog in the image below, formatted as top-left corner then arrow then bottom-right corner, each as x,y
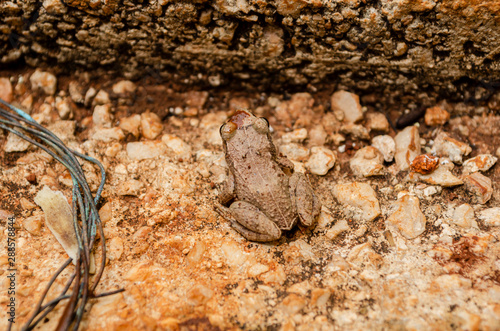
215,109 -> 322,242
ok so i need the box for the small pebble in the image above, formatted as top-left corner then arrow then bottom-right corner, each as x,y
282,128 -> 308,143
410,154 -> 439,174
366,112 -> 389,132
394,125 -> 421,171
308,125 -> 327,146
331,90 -> 363,124
116,180 -> 144,196
105,142 -> 122,157
424,106 -> 450,126
478,207 -> 500,227
92,104 -> 112,128
0,77 -> 13,102
99,202 -> 113,225
432,132 -> 471,164
350,146 -> 385,177
112,80 -> 136,95
84,87 -> 97,106
387,193 -> 426,239
68,81 -> 84,104
326,219 -> 350,240
119,114 -> 141,137
411,160 -> 463,187
4,132 -> 31,152
30,70 -> 57,95
371,135 -> 395,162
306,146 -> 336,175
23,215 -> 43,236
464,172 -> 492,204
162,134 -> 192,158
279,143 -> 310,162
332,182 -> 381,222
93,90 -> 110,105
340,123 -> 370,140
452,204 -> 475,228
462,154 -> 497,174
55,96 -> 73,119
92,127 -> 125,142
140,112 -> 163,139
126,141 -> 166,160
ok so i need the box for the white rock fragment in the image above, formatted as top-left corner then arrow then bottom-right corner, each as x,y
330,90 -> 363,124
162,134 -> 192,158
116,180 -> 144,196
462,154 -> 497,174
126,141 -> 166,160
92,127 -> 125,142
308,125 -> 328,146
371,135 -> 395,162
4,132 -> 31,152
221,240 -> 248,267
326,219 -> 350,240
332,182 -> 381,222
423,185 -> 441,197
366,112 -> 389,132
112,80 -> 136,95
452,204 -> 476,228
0,77 -> 13,102
281,128 -> 308,143
464,172 -> 492,204
34,186 -> 78,261
394,125 -> 421,171
387,193 -> 426,239
411,159 -> 463,187
478,208 -> 500,227
68,81 -> 84,104
305,146 -> 336,175
432,132 -> 471,164
140,112 -> 163,140
84,87 -> 96,106
92,104 -> 112,128
30,69 -> 57,95
279,143 -> 310,161
350,146 -> 385,177
23,215 -> 43,236
119,114 -> 141,137
340,123 -> 370,140
93,89 -> 110,105
55,96 -> 73,119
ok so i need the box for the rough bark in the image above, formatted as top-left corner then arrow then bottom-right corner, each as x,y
1,0 -> 500,98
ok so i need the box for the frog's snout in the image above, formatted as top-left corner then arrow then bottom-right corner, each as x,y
228,109 -> 254,128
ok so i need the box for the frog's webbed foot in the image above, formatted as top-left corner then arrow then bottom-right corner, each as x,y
215,201 -> 282,242
289,172 -> 322,227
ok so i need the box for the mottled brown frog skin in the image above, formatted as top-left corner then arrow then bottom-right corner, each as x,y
215,110 -> 321,242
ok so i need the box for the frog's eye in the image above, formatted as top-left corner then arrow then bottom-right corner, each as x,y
252,117 -> 269,134
220,122 -> 237,140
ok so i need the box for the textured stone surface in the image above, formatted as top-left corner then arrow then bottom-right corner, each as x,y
1,1 -> 500,95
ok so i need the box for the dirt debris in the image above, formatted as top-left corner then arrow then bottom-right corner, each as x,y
0,69 -> 499,330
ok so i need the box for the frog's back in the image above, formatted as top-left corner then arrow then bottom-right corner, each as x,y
230,147 -> 298,230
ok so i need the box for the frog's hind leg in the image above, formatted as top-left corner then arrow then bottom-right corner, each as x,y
289,172 -> 322,227
215,201 -> 282,242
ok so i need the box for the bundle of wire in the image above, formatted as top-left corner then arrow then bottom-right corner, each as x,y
0,99 -> 121,330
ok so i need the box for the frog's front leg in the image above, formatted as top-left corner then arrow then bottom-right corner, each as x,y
218,171 -> 236,205
289,172 -> 322,227
215,201 -> 281,242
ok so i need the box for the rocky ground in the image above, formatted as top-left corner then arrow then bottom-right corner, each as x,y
0,69 -> 499,330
